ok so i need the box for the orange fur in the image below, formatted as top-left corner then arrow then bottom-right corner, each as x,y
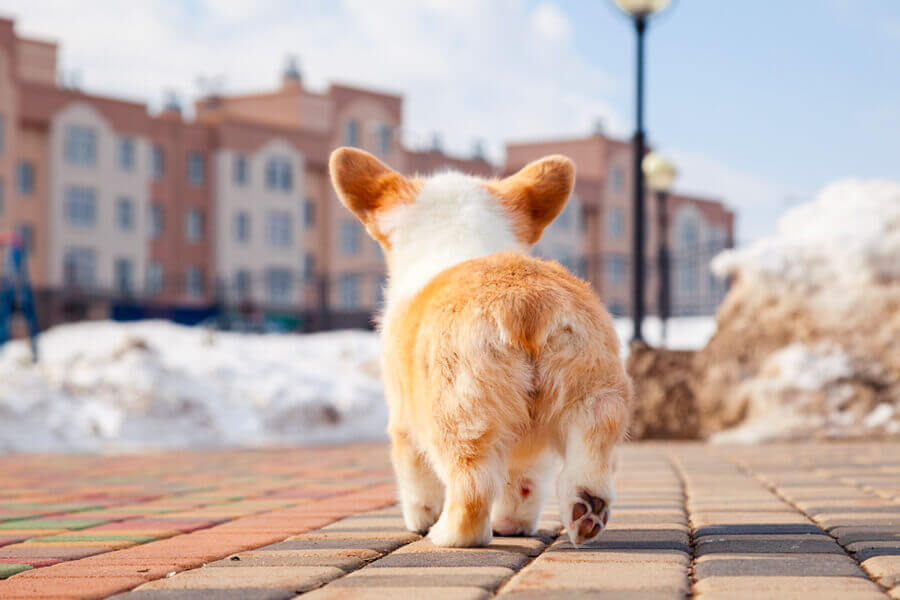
329,147 -> 631,547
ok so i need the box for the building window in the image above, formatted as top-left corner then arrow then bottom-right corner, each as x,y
187,152 -> 204,185
63,247 -> 96,289
266,211 -> 292,247
607,206 -> 625,239
265,268 -> 293,305
64,186 -> 97,227
17,223 -> 34,253
339,220 -> 360,255
680,220 -> 700,247
265,157 -> 292,191
233,154 -> 249,186
344,119 -> 359,146
679,264 -> 698,291
605,254 -> 626,286
152,145 -> 164,179
608,301 -> 625,317
16,161 -> 34,195
303,198 -> 315,228
186,208 -> 204,242
118,137 -> 135,171
338,273 -> 360,309
185,266 -> 204,298
116,197 -> 134,230
374,274 -> 387,305
234,211 -> 251,243
146,261 -> 163,296
303,253 -> 315,282
377,123 -> 392,155
148,205 -> 163,239
114,258 -> 134,296
64,125 -> 97,166
609,166 -> 624,194
234,269 -> 251,300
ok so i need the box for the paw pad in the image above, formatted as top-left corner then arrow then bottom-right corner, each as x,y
568,489 -> 610,546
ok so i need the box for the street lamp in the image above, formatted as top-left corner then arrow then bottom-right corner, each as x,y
610,0 -> 672,343
643,152 -> 677,346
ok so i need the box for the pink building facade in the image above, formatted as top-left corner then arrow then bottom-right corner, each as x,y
0,17 -> 733,331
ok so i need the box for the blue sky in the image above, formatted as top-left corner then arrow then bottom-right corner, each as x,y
561,0 -> 900,224
3,0 -> 898,243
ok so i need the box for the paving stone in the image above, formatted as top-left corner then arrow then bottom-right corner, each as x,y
110,590 -> 297,600
694,523 -> 824,537
695,592 -> 887,600
137,566 -> 343,591
332,566 -> 514,589
694,552 -> 866,578
260,537 -> 409,554
0,546 -> 111,560
206,548 -> 380,570
302,586 -> 491,600
694,575 -> 885,594
500,592 -> 685,600
0,563 -> 32,578
0,574 -> 147,598
548,529 -> 691,554
848,540 -> 900,560
1,442 -> 898,598
861,555 -> 900,587
502,558 -> 689,593
0,518 -> 109,530
833,526 -> 900,545
373,541 -> 532,570
694,533 -> 843,556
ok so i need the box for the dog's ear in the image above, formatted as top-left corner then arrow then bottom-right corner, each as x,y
329,147 -> 411,224
492,155 -> 575,244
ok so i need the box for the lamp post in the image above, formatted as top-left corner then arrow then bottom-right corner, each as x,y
611,0 -> 672,343
643,152 -> 677,346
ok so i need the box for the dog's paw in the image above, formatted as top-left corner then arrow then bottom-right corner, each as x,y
428,512 -> 492,547
565,489 -> 610,546
402,502 -> 440,534
491,516 -> 538,537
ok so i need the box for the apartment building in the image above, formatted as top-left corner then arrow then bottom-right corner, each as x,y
0,16 -> 733,332
507,136 -> 734,316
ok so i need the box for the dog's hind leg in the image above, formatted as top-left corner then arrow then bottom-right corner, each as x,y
491,435 -> 556,536
556,389 -> 629,546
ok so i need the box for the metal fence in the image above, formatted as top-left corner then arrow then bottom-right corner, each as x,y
33,239 -> 730,333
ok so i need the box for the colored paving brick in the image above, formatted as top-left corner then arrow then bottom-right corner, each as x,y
0,442 -> 897,599
0,519 -> 110,530
0,563 -> 33,578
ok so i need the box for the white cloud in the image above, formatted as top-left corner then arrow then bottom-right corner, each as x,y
2,1 -> 796,241
2,0 -> 624,162
531,3 -> 573,42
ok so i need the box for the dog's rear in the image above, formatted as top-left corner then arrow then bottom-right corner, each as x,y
329,147 -> 631,547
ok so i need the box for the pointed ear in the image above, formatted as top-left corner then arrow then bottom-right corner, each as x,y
493,155 -> 575,244
329,147 -> 411,224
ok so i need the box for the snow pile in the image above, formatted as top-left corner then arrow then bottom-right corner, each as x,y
0,314 -> 718,453
698,179 -> 900,443
0,321 -> 386,453
713,179 -> 900,297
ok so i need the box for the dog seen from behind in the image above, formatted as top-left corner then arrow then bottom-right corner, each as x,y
329,147 -> 632,547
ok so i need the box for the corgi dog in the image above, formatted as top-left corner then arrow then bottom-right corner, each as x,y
329,147 -> 631,547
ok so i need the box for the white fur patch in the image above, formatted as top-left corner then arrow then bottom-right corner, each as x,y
379,172 -> 522,307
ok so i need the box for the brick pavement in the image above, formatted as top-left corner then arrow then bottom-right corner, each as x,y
0,442 -> 898,599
